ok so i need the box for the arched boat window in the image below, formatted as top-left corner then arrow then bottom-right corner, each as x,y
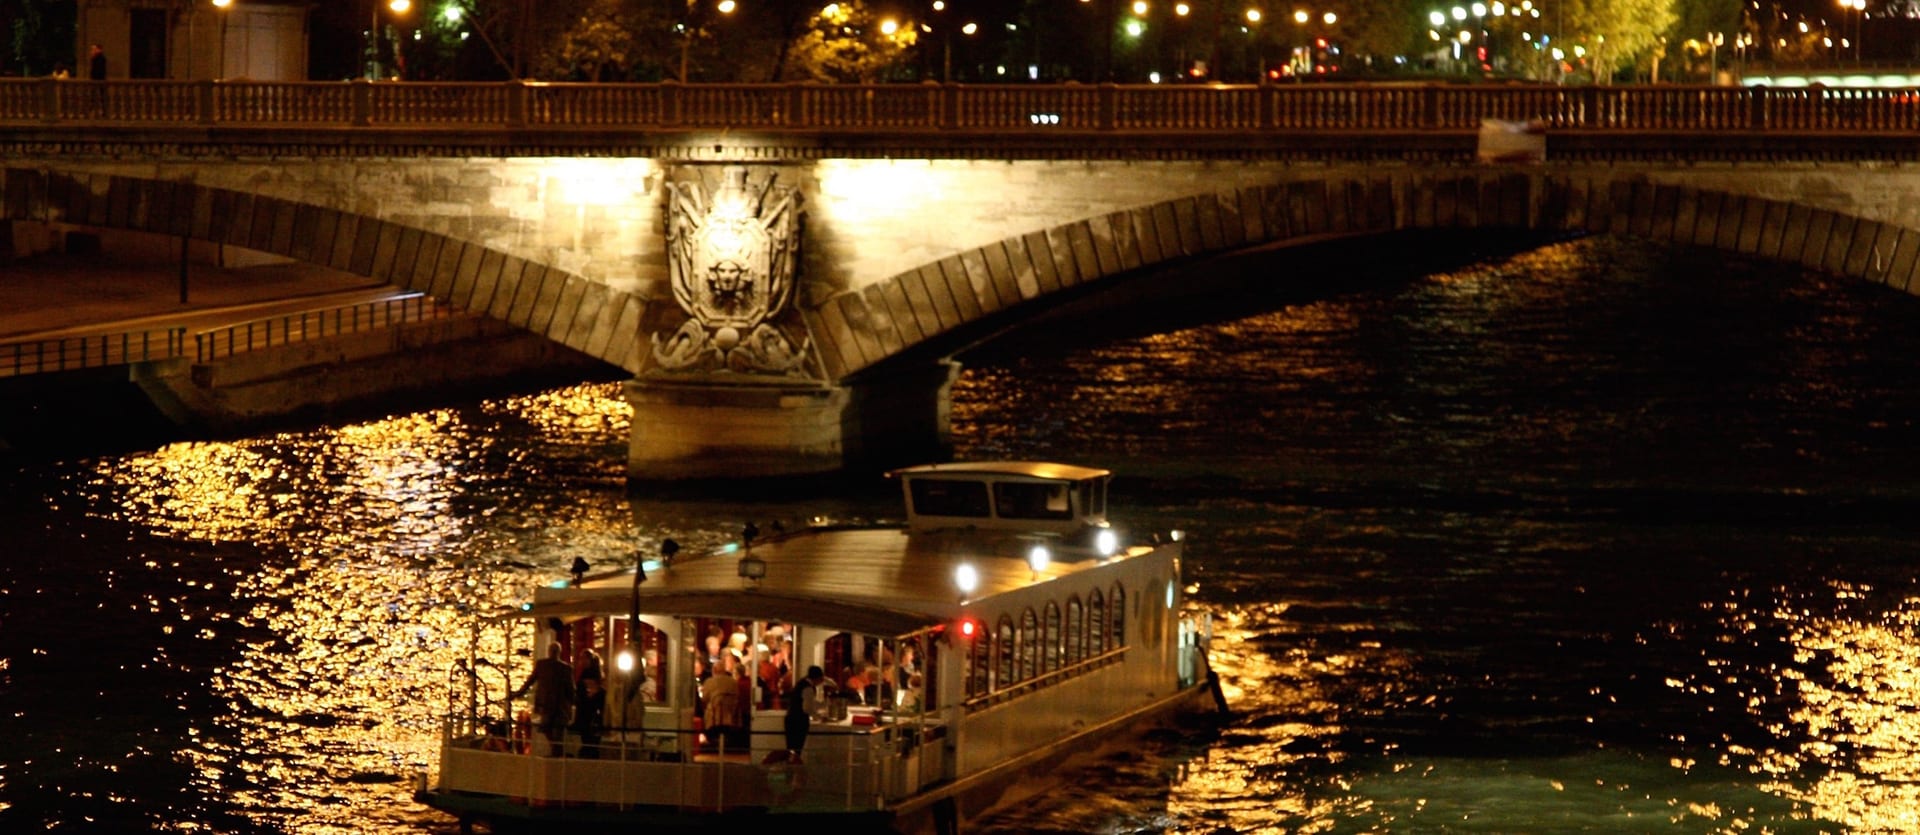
1017,608 -> 1039,682
1041,602 -> 1062,674
1064,596 -> 1085,665
967,625 -> 991,698
1110,582 -> 1127,649
995,615 -> 1016,690
1087,589 -> 1106,656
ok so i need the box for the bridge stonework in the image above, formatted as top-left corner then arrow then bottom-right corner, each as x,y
8,158 -> 1920,477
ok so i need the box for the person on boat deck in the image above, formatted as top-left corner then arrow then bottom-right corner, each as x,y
846,663 -> 882,705
897,673 -> 925,713
784,665 -> 829,762
696,630 -> 723,681
511,643 -> 573,750
572,649 -> 606,758
700,655 -> 742,748
758,633 -> 791,709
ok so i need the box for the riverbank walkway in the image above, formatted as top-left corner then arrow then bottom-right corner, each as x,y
0,252 -> 397,342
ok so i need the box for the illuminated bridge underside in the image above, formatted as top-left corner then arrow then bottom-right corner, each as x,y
9,161 -> 1920,476
814,173 -> 1920,379
8,165 -> 1917,384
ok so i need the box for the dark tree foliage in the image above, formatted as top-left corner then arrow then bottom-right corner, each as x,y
6,0 -> 75,78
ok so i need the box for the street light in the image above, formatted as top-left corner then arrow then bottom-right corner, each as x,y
368,0 -> 411,80
1837,0 -> 1865,65
211,0 -> 232,79
680,0 -> 738,81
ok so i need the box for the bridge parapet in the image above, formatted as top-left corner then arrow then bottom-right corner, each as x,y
5,80 -> 1920,148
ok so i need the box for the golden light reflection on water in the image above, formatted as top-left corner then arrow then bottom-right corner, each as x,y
74,385 -> 645,832
1160,602 -> 1420,831
1734,582 -> 1920,831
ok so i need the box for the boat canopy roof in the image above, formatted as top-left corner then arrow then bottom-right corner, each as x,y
889,461 -> 1111,482
508,525 -> 1150,635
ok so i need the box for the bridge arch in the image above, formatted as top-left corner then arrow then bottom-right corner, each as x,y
804,172 -> 1920,382
0,166 -> 649,374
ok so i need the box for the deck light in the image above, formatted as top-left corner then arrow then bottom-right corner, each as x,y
957,616 -> 980,643
1027,545 -> 1051,578
616,647 -> 636,672
954,562 -> 979,599
1095,528 -> 1119,557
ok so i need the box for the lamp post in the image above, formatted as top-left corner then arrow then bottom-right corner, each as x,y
210,0 -> 232,79
1243,7 -> 1263,82
1839,0 -> 1865,65
680,0 -> 737,82
368,0 -> 411,80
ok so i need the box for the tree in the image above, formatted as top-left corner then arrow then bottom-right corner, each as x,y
782,0 -> 916,83
543,0 -> 677,80
1662,0 -> 1740,80
1558,0 -> 1677,80
8,0 -> 74,77
1329,0 -> 1429,74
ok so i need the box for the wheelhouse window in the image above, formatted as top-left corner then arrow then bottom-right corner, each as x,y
1109,582 -> 1126,649
995,616 -> 1016,689
1065,596 -> 1085,664
1017,608 -> 1039,682
1076,478 -> 1105,518
1088,589 -> 1106,656
1041,602 -> 1062,674
911,479 -> 991,518
993,480 -> 1073,520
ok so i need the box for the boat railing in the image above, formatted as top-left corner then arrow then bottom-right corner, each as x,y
433,710 -> 943,813
962,645 -> 1127,713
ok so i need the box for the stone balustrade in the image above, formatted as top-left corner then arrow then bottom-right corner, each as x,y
2,79 -> 1919,134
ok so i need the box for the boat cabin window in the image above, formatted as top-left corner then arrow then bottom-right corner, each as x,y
1065,596 -> 1085,665
995,616 -> 1016,689
993,480 -> 1074,521
910,478 -> 991,518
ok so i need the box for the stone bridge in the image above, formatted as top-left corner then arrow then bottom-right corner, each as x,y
7,80 -> 1920,478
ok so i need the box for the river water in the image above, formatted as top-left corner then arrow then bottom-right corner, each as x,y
4,235 -> 1920,833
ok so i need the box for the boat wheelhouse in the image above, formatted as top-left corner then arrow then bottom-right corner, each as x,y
418,462 -> 1218,833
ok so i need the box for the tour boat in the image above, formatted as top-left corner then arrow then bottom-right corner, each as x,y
417,461 -> 1223,833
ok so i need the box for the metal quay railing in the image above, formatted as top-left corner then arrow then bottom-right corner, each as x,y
0,328 -> 189,378
194,293 -> 452,363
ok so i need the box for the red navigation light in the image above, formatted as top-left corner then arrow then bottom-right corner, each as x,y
958,617 -> 979,640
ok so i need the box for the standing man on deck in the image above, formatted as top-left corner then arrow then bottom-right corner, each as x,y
511,643 -> 573,755
784,665 -> 828,763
